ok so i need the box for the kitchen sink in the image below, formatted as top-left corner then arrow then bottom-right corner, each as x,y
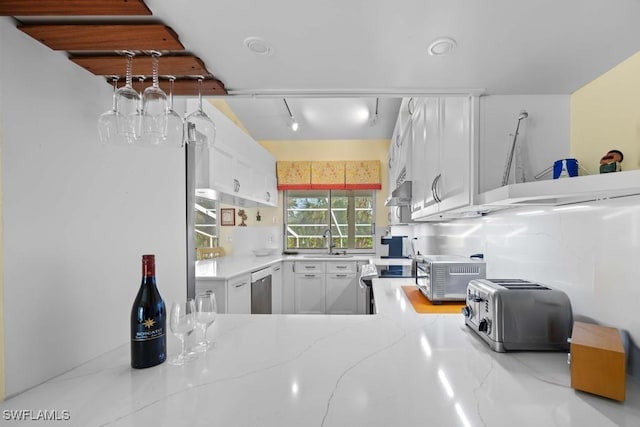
303,254 -> 354,258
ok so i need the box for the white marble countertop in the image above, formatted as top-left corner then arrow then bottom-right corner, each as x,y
2,279 -> 638,426
195,254 -> 376,280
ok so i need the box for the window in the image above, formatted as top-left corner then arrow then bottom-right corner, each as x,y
285,190 -> 375,251
195,197 -> 218,249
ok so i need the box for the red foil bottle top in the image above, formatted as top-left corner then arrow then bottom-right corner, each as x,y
142,254 -> 155,277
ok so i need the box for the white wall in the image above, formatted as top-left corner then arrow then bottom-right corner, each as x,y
0,18 -> 187,397
479,95 -> 571,192
411,194 -> 640,376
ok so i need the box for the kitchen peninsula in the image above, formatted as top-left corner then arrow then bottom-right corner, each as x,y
1,279 -> 638,427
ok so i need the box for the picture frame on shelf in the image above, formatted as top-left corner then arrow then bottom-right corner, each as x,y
221,208 -> 235,226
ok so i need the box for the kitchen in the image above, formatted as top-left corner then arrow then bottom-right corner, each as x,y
1,0 -> 640,425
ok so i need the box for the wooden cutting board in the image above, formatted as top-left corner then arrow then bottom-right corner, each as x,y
401,286 -> 466,314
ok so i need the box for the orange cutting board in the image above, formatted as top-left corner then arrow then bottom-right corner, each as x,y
401,286 -> 466,314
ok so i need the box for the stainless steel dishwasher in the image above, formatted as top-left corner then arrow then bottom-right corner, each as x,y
251,266 -> 272,314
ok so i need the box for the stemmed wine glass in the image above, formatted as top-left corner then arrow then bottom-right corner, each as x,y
140,51 -> 168,146
184,76 -> 216,148
97,76 -> 120,145
168,299 -> 197,365
165,76 -> 185,147
115,51 -> 140,143
194,292 -> 217,352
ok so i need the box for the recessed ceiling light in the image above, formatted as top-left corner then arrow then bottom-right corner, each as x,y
244,37 -> 274,56
427,37 -> 457,56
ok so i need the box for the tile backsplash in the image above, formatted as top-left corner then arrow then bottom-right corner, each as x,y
403,194 -> 640,377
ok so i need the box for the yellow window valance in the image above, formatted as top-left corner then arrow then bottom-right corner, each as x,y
276,161 -> 311,189
311,161 -> 345,189
277,160 -> 381,190
345,160 -> 381,190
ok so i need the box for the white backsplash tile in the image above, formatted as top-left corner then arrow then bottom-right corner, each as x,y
232,226 -> 282,256
410,194 -> 640,376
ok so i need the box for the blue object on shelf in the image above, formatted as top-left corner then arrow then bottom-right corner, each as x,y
553,158 -> 579,179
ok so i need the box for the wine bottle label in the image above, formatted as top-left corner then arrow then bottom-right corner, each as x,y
132,317 -> 165,341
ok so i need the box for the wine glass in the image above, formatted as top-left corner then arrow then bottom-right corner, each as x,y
165,76 -> 185,147
115,51 -> 141,143
184,77 -> 216,148
140,51 -> 168,146
168,299 -> 197,365
194,292 -> 217,352
97,76 -> 120,145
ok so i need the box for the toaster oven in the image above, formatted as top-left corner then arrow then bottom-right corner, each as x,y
463,279 -> 573,352
415,255 -> 486,303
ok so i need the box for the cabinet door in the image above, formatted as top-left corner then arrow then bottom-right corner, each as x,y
421,97 -> 441,213
438,96 -> 471,211
227,274 -> 251,314
195,279 -> 227,313
271,262 -> 283,314
234,155 -> 254,198
294,274 -> 326,314
326,273 -> 358,314
282,261 -> 296,314
411,98 -> 426,213
210,143 -> 237,195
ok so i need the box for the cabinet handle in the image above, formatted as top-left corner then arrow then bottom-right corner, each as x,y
265,191 -> 271,202
408,97 -> 415,115
234,281 -> 248,288
233,179 -> 240,193
304,266 -> 316,269
304,274 -> 316,278
273,266 -> 281,271
336,265 -> 348,269
336,274 -> 348,278
431,174 -> 442,203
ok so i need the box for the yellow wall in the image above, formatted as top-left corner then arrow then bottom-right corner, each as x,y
570,51 -> 640,173
259,139 -> 391,228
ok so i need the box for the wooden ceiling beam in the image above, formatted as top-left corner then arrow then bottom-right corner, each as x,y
0,0 -> 151,16
18,24 -> 184,51
71,55 -> 209,77
0,0 -> 152,16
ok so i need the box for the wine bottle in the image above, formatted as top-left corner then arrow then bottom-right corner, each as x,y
131,254 -> 166,368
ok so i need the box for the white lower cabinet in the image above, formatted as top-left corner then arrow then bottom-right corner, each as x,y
195,279 -> 227,313
227,273 -> 251,314
195,273 -> 251,314
290,260 -> 361,314
271,262 -> 283,314
282,261 -> 296,314
326,273 -> 358,314
294,273 -> 326,314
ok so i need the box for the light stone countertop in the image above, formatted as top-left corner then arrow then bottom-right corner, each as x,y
195,254 -> 376,280
1,279 -> 638,426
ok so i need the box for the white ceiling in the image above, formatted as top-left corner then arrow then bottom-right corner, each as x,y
144,0 -> 640,140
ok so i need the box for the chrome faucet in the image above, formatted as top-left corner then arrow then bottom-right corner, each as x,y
323,228 -> 334,254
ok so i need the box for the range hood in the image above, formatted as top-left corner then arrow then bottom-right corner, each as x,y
385,181 -> 412,206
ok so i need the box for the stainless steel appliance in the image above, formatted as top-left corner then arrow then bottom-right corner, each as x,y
463,279 -> 573,352
359,264 -> 378,314
251,266 -> 272,314
415,255 -> 486,303
359,262 -> 417,314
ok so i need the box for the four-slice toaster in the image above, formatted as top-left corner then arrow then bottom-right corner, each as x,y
463,278 -> 573,352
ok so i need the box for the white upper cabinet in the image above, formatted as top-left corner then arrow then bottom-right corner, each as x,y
193,100 -> 278,208
411,96 -> 473,220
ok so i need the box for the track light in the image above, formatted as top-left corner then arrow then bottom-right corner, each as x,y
369,97 -> 379,126
283,98 -> 298,132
